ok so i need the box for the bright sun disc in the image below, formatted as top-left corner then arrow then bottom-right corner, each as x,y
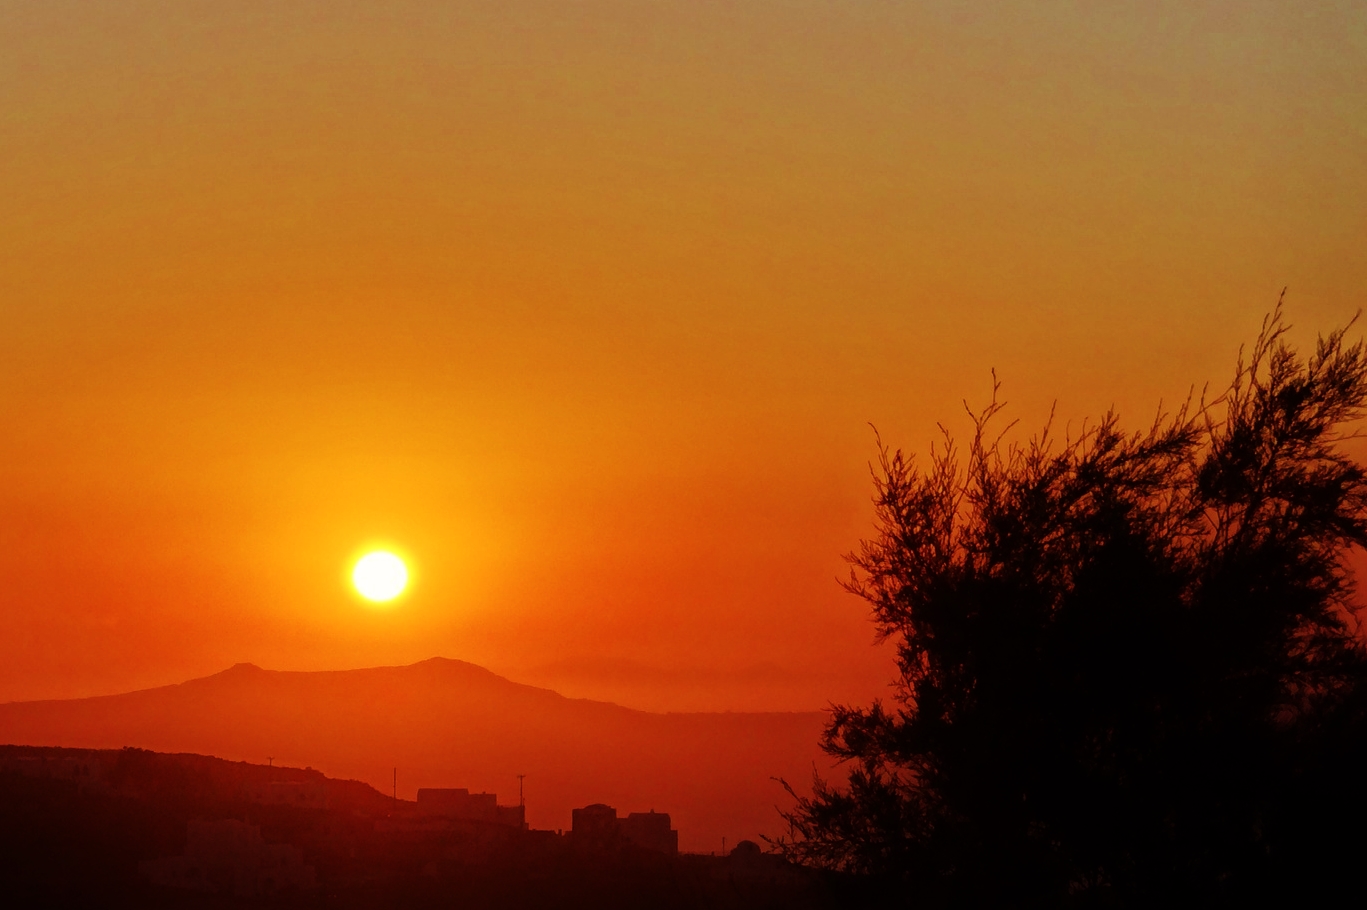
352,551 -> 408,603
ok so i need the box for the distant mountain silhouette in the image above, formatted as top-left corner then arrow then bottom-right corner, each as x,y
0,658 -> 828,851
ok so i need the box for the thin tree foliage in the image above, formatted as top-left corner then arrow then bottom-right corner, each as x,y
778,304 -> 1367,906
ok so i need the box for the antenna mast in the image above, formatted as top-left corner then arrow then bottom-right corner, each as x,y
517,774 -> 526,807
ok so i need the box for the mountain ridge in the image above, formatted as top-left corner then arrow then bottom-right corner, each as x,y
4,657 -> 823,717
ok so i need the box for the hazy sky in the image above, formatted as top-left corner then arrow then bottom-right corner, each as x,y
1,0 -> 1363,710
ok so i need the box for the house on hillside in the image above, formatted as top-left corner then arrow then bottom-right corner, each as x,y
417,787 -> 526,829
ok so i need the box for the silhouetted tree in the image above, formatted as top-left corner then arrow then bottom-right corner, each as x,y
781,305 -> 1367,907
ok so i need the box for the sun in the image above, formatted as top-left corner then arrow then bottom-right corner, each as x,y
352,551 -> 409,603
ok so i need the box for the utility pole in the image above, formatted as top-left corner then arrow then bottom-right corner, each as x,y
517,774 -> 526,807
393,767 -> 397,805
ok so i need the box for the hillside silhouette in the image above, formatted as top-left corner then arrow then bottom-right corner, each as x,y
1,745 -> 866,908
0,657 -> 827,851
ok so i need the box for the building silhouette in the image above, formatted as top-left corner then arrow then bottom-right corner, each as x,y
571,803 -> 678,855
417,787 -> 526,829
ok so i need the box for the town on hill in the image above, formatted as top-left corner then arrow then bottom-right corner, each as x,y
0,744 -> 878,908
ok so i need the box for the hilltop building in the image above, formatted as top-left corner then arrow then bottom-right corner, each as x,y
571,804 -> 678,855
570,803 -> 619,839
417,787 -> 526,829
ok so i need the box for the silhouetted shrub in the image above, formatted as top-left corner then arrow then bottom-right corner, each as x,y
781,305 -> 1367,907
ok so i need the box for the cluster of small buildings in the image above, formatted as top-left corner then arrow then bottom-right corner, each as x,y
2,747 -> 703,901
416,787 -> 527,828
403,787 -> 678,855
571,803 -> 678,855
140,779 -> 680,897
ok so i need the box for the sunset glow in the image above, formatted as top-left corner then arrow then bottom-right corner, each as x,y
0,2 -> 1362,893
0,1 -> 1361,713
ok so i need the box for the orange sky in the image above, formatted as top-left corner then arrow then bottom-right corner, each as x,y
1,0 -> 1364,710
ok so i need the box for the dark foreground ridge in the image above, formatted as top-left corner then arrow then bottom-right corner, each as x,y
0,744 -> 877,909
